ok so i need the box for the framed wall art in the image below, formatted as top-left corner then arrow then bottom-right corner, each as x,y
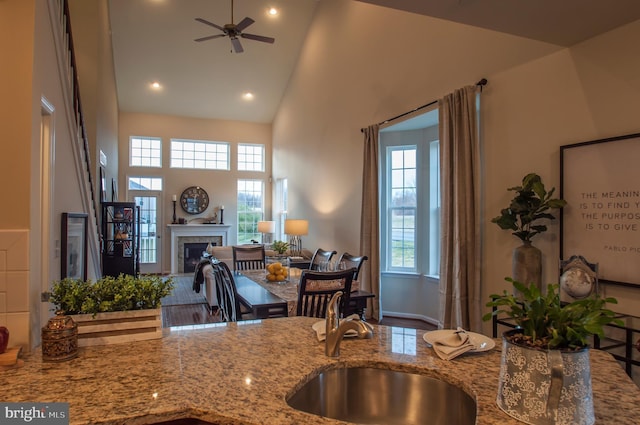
61,213 -> 88,280
560,132 -> 640,288
99,166 -> 107,203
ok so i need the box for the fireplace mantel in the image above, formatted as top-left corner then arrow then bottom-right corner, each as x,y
168,224 -> 230,274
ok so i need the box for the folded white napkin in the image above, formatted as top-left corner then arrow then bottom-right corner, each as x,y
312,314 -> 360,341
432,327 -> 476,360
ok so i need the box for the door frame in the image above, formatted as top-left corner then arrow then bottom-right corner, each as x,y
129,190 -> 162,274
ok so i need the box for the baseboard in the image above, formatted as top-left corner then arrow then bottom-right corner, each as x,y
381,310 -> 440,327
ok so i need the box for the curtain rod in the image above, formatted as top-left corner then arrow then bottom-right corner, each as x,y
360,78 -> 488,132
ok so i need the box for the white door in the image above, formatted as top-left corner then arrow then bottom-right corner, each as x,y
133,193 -> 162,274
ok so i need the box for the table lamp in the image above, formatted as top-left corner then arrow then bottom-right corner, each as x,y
285,219 -> 308,257
257,220 -> 276,244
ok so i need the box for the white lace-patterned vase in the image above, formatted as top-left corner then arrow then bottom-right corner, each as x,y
496,329 -> 594,425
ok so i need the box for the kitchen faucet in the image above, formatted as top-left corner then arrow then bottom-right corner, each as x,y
325,291 -> 373,357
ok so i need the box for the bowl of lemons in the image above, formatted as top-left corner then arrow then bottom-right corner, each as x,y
266,261 -> 289,283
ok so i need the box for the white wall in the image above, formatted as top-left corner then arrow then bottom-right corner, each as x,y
69,0 -> 120,200
0,0 -> 105,351
272,0 -> 640,329
118,112 -> 272,273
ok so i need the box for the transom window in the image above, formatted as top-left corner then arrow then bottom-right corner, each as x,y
128,177 -> 163,191
130,136 -> 162,167
237,179 -> 264,244
170,139 -> 229,170
238,143 -> 265,171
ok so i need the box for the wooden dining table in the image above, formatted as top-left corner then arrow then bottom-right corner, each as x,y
234,269 -> 375,320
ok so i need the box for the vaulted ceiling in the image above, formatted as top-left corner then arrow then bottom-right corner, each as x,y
108,0 -> 640,123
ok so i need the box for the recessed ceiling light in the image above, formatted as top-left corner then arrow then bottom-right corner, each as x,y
151,81 -> 161,89
268,7 -> 278,16
243,92 -> 254,100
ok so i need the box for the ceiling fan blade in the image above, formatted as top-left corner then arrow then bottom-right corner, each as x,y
241,33 -> 275,44
235,17 -> 255,32
195,18 -> 225,32
194,34 -> 226,42
230,37 -> 244,53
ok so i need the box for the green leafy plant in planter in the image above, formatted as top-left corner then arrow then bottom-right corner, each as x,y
491,173 -> 567,243
492,173 -> 567,292
271,240 -> 289,255
50,274 -> 175,316
483,277 -> 622,350
483,277 -> 623,425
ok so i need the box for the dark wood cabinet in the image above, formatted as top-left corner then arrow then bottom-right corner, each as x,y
102,202 -> 139,277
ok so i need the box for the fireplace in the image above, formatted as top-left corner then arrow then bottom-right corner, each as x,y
182,241 -> 218,273
168,224 -> 230,274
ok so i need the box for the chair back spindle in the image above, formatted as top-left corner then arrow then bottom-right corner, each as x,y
296,268 -> 356,318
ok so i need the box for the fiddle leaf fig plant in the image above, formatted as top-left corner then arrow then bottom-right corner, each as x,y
492,173 -> 567,243
483,277 -> 623,350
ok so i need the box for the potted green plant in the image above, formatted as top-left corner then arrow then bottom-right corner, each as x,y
484,277 -> 622,425
271,240 -> 289,256
49,274 -> 174,346
50,274 -> 174,315
491,173 -> 566,290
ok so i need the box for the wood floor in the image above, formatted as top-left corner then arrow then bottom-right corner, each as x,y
162,302 -> 436,331
161,273 -> 436,330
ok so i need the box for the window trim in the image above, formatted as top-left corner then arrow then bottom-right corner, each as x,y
237,143 -> 266,172
170,138 -> 230,170
129,136 -> 162,168
237,179 -> 265,244
379,124 -> 440,278
127,176 -> 164,191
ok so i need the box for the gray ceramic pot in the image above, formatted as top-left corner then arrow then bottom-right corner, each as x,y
496,329 -> 594,425
512,241 -> 542,294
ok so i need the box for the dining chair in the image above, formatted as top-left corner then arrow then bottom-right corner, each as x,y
309,248 -> 337,271
336,252 -> 368,280
296,268 -> 356,318
211,261 -> 248,322
232,244 -> 266,271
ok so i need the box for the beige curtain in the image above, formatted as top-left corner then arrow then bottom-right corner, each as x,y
438,85 -> 482,331
360,124 -> 381,320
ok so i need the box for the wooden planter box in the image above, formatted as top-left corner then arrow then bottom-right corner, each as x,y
70,308 -> 162,347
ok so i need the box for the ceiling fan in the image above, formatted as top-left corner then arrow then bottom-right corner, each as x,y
194,0 -> 275,53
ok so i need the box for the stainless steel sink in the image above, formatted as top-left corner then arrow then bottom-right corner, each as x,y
287,366 -> 476,425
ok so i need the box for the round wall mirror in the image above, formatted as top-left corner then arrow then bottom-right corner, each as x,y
180,186 -> 209,215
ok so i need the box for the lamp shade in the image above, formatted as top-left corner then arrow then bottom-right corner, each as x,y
257,220 -> 275,233
284,219 -> 309,236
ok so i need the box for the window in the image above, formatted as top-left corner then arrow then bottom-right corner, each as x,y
388,146 -> 417,270
275,178 -> 288,241
238,143 -> 265,171
237,179 -> 264,244
170,139 -> 229,170
128,177 -> 163,191
130,136 -> 162,167
380,122 -> 440,276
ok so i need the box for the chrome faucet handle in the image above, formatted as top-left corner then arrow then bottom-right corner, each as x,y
329,291 -> 341,317
326,291 -> 342,335
325,291 -> 373,357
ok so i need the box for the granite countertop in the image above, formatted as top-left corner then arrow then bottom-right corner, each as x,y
2,317 -> 639,424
